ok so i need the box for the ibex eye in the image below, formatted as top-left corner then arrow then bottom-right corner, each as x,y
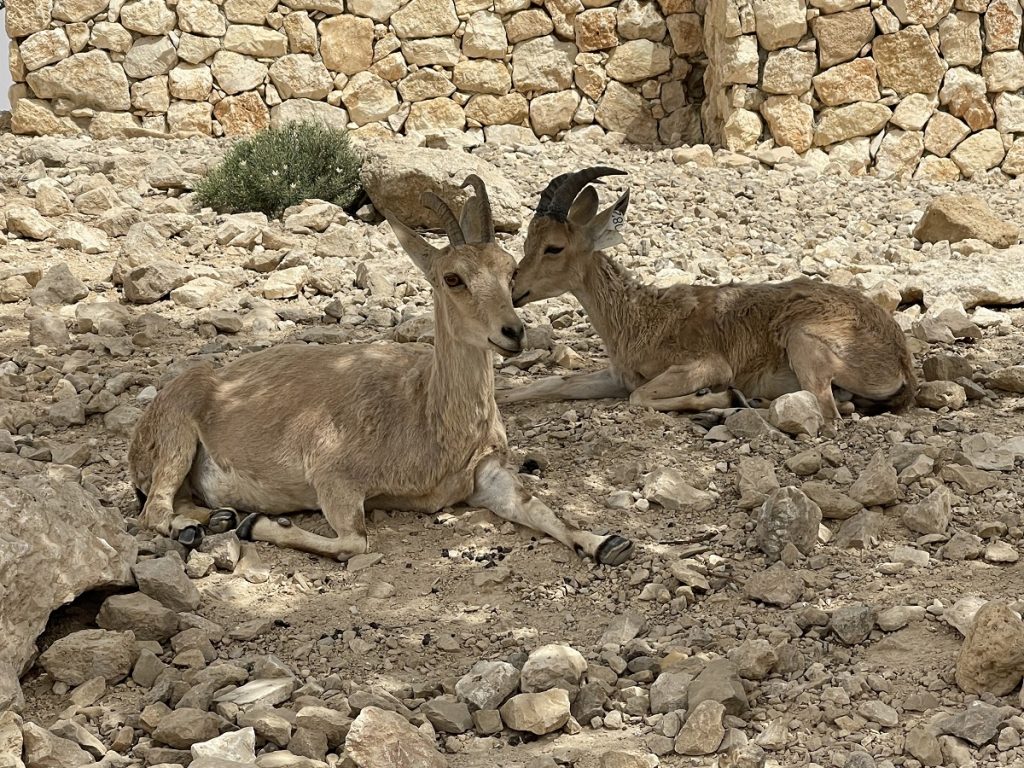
545,246 -> 564,255
511,269 -> 519,284
443,273 -> 463,288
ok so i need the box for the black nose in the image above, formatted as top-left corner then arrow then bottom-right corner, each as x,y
501,324 -> 525,343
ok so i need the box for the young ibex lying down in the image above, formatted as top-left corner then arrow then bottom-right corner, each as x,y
499,167 -> 916,423
128,177 -> 634,566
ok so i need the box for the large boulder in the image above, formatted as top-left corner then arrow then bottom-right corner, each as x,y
0,456 -> 137,709
360,145 -> 521,233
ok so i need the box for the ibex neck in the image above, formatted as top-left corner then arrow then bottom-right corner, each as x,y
427,303 -> 498,442
573,252 -> 652,363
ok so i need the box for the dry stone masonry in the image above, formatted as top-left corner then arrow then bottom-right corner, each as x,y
7,0 -> 1024,177
5,0 -> 708,146
702,0 -> 1024,178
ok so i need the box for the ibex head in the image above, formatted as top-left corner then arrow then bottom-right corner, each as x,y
385,175 -> 525,356
512,167 -> 630,307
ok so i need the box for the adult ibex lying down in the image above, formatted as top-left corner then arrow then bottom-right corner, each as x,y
129,177 -> 634,566
499,167 -> 916,423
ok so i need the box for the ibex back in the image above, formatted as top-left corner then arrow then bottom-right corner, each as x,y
129,176 -> 634,566
500,167 -> 916,425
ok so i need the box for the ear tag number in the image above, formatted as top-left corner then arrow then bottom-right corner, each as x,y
611,211 -> 624,231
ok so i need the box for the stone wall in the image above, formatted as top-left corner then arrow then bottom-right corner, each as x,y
5,0 -> 708,145
6,0 -> 1023,178
701,0 -> 1024,178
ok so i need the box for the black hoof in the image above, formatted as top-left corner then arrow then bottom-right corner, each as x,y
177,525 -> 205,549
236,513 -> 263,541
596,535 -> 635,566
208,508 -> 240,534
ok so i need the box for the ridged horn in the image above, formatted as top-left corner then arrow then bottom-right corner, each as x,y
535,166 -> 627,221
421,192 -> 466,246
459,174 -> 495,244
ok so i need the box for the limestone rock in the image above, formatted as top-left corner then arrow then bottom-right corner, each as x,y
955,601 -> 1024,695
753,0 -> 807,50
391,0 -> 458,38
456,660 -> 520,711
178,0 -> 226,34
767,390 -> 824,435
762,49 -> 817,94
191,728 -> 257,763
360,146 -> 521,233
512,35 -> 577,94
134,553 -> 202,612
21,722 -> 93,768
674,700 -> 725,755
875,129 -> 925,179
849,450 -> 898,506
270,99 -> 347,130
951,128 -> 1007,177
940,67 -> 994,130
756,486 -> 822,558
873,25 -> 946,94
38,629 -> 136,686
737,457 -> 780,510
124,36 -> 179,79
29,264 -> 88,305
575,7 -> 619,50
26,50 -> 130,111
0,466 -> 136,708
97,592 -> 178,641
595,81 -> 659,143
120,0 -> 177,35
984,0 -> 1022,51
717,35 -> 759,84
761,95 -> 813,153
666,13 -> 703,56
19,29 -> 71,72
530,90 -> 580,135
830,603 -> 876,645
888,0 -> 955,27
811,8 -> 875,67
342,71 -> 399,125
650,671 -> 691,713
520,644 -> 587,697
813,59 -> 880,106
269,54 -> 332,100
464,11 -> 508,57
644,467 -> 714,513
924,111 -> 971,156
687,659 -> 748,716
320,15 -> 373,74
7,0 -> 53,36
212,51 -> 268,95
814,103 -> 892,146
152,708 -> 222,749
606,39 -> 671,82
939,11 -> 982,66
500,689 -> 571,735
345,706 -> 447,768
915,195 -> 1019,248
744,562 -> 804,607
453,60 -> 512,95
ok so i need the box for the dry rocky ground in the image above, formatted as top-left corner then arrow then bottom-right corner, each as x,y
1,129 -> 1024,768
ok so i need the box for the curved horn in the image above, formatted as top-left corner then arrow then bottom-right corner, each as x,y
536,166 -> 627,221
421,192 -> 466,246
459,174 -> 495,243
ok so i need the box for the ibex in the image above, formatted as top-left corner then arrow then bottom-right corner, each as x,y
128,177 -> 634,566
499,167 -> 917,424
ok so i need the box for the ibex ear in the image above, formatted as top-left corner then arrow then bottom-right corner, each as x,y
585,189 -> 630,251
568,186 -> 599,226
383,211 -> 443,276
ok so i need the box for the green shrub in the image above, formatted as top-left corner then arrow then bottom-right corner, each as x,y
194,121 -> 362,218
